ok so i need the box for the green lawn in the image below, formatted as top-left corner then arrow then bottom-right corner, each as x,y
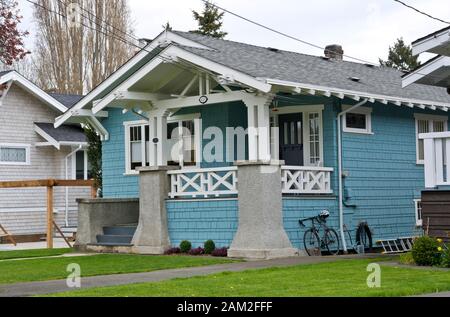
0,254 -> 236,285
49,259 -> 450,297
0,248 -> 72,261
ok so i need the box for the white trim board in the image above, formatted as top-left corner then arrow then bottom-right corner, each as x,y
412,28 -> 450,56
403,56 -> 450,88
0,71 -> 67,113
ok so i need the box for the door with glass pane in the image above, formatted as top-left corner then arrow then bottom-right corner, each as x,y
279,113 -> 304,166
166,120 -> 196,167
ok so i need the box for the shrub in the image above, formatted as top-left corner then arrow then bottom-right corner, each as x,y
212,247 -> 228,257
179,240 -> 192,253
399,252 -> 415,265
189,247 -> 205,256
439,245 -> 450,268
204,240 -> 216,255
165,247 -> 181,255
412,236 -> 441,266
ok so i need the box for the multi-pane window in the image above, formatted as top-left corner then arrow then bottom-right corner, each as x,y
414,199 -> 423,227
415,114 -> 447,163
167,120 -> 196,166
125,123 -> 150,173
74,150 -> 92,180
0,144 -> 30,165
309,113 -> 320,165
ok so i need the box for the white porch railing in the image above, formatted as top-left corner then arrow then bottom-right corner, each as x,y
281,166 -> 334,195
420,132 -> 450,188
168,167 -> 238,198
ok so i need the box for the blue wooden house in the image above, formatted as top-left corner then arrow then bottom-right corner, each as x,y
57,30 -> 450,258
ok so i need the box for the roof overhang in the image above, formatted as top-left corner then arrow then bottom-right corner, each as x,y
267,78 -> 450,111
34,124 -> 88,150
402,56 -> 450,89
412,26 -> 450,56
0,71 -> 68,112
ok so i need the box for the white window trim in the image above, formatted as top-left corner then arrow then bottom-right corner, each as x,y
414,199 -> 423,227
124,115 -> 201,175
71,150 -> 89,180
415,113 -> 448,165
270,104 -> 325,167
342,106 -> 373,135
0,143 -> 31,166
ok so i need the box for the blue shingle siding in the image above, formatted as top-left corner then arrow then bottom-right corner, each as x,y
102,108 -> 141,198
166,199 -> 238,247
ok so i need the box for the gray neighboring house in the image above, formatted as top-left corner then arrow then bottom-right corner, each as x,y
0,70 -> 92,241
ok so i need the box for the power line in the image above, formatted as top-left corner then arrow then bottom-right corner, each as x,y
393,0 -> 450,25
201,0 -> 377,65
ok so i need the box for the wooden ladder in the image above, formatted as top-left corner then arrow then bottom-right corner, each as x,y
0,224 -> 17,246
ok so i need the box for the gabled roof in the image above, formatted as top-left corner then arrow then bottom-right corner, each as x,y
172,31 -> 450,105
0,70 -> 68,112
34,123 -> 87,149
49,93 -> 84,109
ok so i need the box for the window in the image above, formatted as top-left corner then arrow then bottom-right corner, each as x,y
124,121 -> 150,174
343,106 -> 372,134
415,114 -> 448,164
414,199 -> 423,227
0,144 -> 30,165
167,119 -> 196,166
72,150 -> 92,180
309,113 -> 320,165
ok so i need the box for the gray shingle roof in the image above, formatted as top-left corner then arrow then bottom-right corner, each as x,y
173,31 -> 450,104
35,123 -> 87,143
49,93 -> 84,109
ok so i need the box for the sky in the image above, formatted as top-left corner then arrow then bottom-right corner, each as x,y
17,0 -> 450,64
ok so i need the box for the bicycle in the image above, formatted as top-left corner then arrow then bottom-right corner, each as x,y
299,210 -> 341,256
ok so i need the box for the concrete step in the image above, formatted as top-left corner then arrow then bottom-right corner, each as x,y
96,234 -> 134,244
103,226 -> 136,236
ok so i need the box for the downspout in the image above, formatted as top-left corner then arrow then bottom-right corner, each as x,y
337,98 -> 368,253
65,145 -> 83,227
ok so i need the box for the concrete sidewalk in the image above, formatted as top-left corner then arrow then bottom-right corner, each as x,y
0,255 -> 376,297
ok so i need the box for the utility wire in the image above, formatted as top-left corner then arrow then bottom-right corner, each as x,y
393,0 -> 450,25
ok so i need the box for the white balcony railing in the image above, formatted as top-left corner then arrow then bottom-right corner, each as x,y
420,132 -> 450,188
168,166 -> 334,199
281,166 -> 333,195
168,167 -> 238,198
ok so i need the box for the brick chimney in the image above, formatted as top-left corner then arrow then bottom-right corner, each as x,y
324,44 -> 344,61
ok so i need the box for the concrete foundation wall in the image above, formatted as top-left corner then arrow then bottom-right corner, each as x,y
75,198 -> 139,250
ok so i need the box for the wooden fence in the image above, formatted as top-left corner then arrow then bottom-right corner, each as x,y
0,179 -> 96,248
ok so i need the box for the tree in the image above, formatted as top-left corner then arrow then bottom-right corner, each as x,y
32,0 -> 134,94
379,38 -> 421,72
0,0 -> 29,65
163,21 -> 172,31
191,1 -> 227,39
84,124 -> 102,195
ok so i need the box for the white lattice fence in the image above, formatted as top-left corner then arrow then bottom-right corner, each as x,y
281,166 -> 333,195
168,167 -> 238,198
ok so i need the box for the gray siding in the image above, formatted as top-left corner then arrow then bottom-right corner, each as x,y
0,84 -> 90,235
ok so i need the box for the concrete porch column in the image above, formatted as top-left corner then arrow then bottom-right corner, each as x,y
132,166 -> 179,254
228,161 -> 298,259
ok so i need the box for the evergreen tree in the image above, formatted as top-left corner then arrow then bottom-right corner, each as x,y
191,1 -> 227,39
379,38 -> 421,72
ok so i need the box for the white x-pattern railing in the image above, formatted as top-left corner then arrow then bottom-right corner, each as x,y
281,166 -> 333,195
168,167 -> 238,198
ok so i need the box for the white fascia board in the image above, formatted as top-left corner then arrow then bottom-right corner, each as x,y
54,31 -> 211,128
170,46 -> 272,93
412,29 -> 450,56
1,71 -> 67,113
402,56 -> 450,88
91,57 -> 165,114
34,124 -> 60,150
266,78 -> 450,110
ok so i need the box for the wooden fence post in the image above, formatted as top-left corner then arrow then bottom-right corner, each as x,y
47,184 -> 54,249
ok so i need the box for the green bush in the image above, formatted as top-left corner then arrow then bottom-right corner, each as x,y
204,240 -> 216,255
399,252 -> 415,265
179,240 -> 192,253
412,236 -> 441,266
440,246 -> 450,268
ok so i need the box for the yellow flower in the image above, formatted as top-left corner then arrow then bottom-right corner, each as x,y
437,239 -> 443,243
438,247 -> 443,252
